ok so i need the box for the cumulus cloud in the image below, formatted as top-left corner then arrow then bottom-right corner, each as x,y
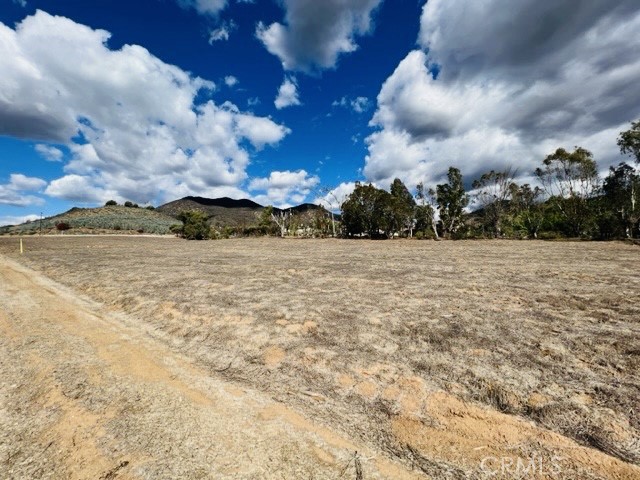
35,144 -> 64,162
249,169 -> 319,207
274,77 -> 301,109
0,11 -> 290,205
0,214 -> 40,227
0,173 -> 46,206
314,182 -> 356,211
365,0 -> 640,188
256,0 -> 383,72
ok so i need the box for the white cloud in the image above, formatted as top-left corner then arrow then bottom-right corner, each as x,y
249,170 -> 319,207
178,0 -> 227,16
235,112 -> 292,149
314,182 -> 356,211
0,11 -> 289,205
13,0 -> 27,7
35,143 -> 64,161
209,21 -> 236,43
333,95 -> 370,113
365,0 -> 640,188
0,173 -> 46,206
9,173 -> 46,191
274,77 -> 301,109
351,96 -> 370,113
45,174 -> 111,204
256,0 -> 383,72
224,75 -> 238,87
0,214 -> 40,227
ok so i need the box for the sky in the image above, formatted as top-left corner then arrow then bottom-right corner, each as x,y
1,0 -> 639,225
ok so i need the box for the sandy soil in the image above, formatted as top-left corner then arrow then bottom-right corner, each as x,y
0,256 -> 420,479
1,237 -> 639,479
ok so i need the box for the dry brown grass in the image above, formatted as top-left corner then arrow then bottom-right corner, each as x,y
2,236 -> 639,477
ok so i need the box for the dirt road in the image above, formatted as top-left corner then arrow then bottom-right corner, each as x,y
0,255 -> 421,479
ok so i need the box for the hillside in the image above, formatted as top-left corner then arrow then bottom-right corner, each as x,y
157,196 -> 331,227
0,206 -> 178,235
157,196 -> 263,227
1,197 -> 335,236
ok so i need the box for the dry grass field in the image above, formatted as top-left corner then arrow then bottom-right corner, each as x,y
1,236 -> 639,479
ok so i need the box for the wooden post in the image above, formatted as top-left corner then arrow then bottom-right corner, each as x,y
20,238 -> 24,254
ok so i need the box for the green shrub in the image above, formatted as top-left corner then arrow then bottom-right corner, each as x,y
176,210 -> 210,240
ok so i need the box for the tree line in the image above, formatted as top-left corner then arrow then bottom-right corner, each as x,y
174,121 -> 639,240
340,121 -> 640,240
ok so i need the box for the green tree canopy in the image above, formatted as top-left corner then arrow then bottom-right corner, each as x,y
535,147 -> 599,237
436,167 -> 469,237
603,163 -> 640,238
618,120 -> 640,164
472,168 -> 516,237
388,178 -> 416,237
341,182 -> 390,238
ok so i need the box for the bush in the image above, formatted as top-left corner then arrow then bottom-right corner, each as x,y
124,201 -> 139,208
105,200 -> 118,206
55,222 -> 71,231
176,210 -> 211,240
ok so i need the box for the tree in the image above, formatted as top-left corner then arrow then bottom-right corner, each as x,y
271,208 -> 291,237
613,121 -> 640,238
340,182 -> 389,238
176,210 -> 210,240
415,182 -> 439,239
509,184 -> 544,239
603,163 -> 640,238
124,201 -> 139,208
617,120 -> 640,165
472,168 -> 516,237
535,147 -> 599,237
436,167 -> 469,237
317,186 -> 344,237
105,200 -> 117,206
388,178 -> 416,237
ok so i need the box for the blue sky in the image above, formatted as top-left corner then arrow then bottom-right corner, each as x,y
1,0 -> 639,225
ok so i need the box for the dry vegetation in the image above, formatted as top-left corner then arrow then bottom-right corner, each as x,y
1,236 -> 639,478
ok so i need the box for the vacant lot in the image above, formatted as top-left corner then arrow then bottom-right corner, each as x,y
1,237 -> 639,479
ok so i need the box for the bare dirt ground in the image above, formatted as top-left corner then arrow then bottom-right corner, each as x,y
1,237 -> 639,479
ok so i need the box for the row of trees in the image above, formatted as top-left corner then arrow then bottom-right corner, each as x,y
105,200 -> 155,210
172,121 -> 638,240
340,121 -> 640,240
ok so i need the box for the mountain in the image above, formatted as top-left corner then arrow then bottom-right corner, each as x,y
0,197 -> 335,236
157,196 -> 264,227
157,196 -> 332,227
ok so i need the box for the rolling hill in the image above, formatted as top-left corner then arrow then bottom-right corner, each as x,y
1,197 -> 334,235
0,206 -> 178,235
157,196 -> 264,227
